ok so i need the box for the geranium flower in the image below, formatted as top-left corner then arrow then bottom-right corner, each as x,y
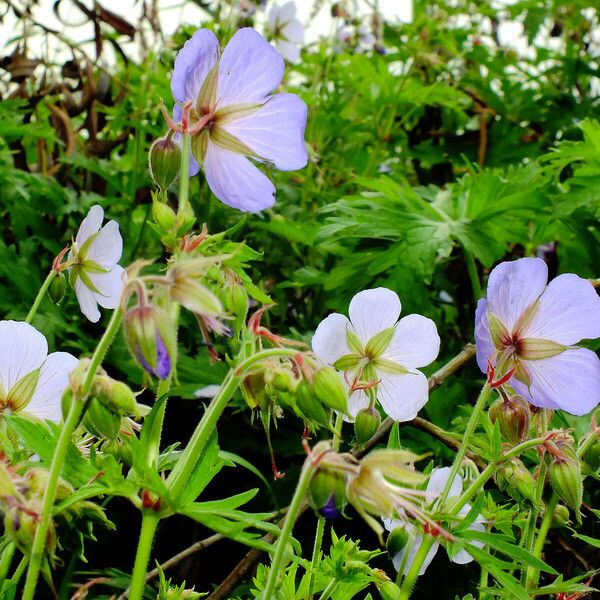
0,321 -> 78,422
475,257 -> 600,415
69,205 -> 126,323
336,24 -> 375,53
171,27 -> 308,212
267,2 -> 304,63
384,468 -> 485,576
311,288 -> 440,421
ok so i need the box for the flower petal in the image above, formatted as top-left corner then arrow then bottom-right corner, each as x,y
0,321 -> 47,393
393,533 -> 439,576
203,140 -> 275,211
282,19 -> 304,44
512,348 -> 600,415
346,388 -> 370,420
523,273 -> 600,345
223,93 -> 307,170
277,1 -> 297,23
450,505 -> 485,565
74,278 -> 101,323
76,205 -> 103,247
171,28 -> 220,103
382,314 -> 440,369
426,467 -> 462,503
90,265 -> 127,309
474,298 -> 495,374
486,258 -> 547,332
311,313 -> 352,365
349,288 -> 401,345
87,220 -> 123,265
275,40 -> 301,63
25,352 -> 78,422
376,370 -> 429,421
216,28 -> 284,107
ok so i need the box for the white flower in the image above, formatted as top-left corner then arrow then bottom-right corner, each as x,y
267,1 -> 304,63
336,24 -> 375,53
0,321 -> 78,422
69,205 -> 126,323
384,468 -> 485,576
311,288 -> 440,421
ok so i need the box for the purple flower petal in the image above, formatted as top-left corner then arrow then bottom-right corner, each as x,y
155,334 -> 171,380
136,345 -> 155,377
522,273 -> 600,345
487,257 -> 547,333
171,29 -> 220,103
511,348 -> 600,415
474,297 -> 494,374
222,93 -> 308,170
319,493 -> 341,519
203,140 -> 275,211
216,28 -> 284,108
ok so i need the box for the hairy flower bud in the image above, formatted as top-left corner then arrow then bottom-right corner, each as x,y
551,503 -> 570,528
296,379 -> 330,428
386,526 -> 410,556
149,136 -> 181,190
354,407 -> 381,444
489,395 -> 530,444
5,504 -> 56,559
241,372 -> 268,411
124,305 -> 175,380
313,367 -> 348,414
308,467 -> 348,518
93,376 -> 139,417
83,398 -> 122,440
549,453 -> 583,511
48,272 -> 67,305
152,197 -> 177,232
494,458 -> 536,504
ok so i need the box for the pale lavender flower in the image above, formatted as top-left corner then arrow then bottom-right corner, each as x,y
475,257 -> 600,415
312,288 -> 440,421
0,321 -> 78,422
171,28 -> 308,212
267,2 -> 304,64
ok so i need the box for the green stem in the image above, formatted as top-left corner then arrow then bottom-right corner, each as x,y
397,536 -> 435,600
317,579 -> 338,600
0,543 -> 15,587
8,555 -> 27,586
479,564 -> 489,599
26,270 -> 57,323
261,460 -> 314,600
525,493 -> 558,591
128,513 -> 160,600
178,133 -> 191,214
307,517 -> 325,599
464,250 -> 482,300
576,430 -> 599,458
22,307 -> 123,600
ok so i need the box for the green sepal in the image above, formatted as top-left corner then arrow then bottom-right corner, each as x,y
488,311 -> 509,348
518,338 -> 566,360
333,353 -> 360,370
346,329 -> 364,354
365,326 -> 395,358
372,357 -> 409,375
195,64 -> 218,112
6,368 -> 40,412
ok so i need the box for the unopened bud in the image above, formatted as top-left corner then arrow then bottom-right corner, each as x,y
549,453 -> 583,511
4,504 -> 56,558
489,395 -> 530,444
94,376 -> 139,417
48,272 -> 67,304
551,503 -> 570,528
296,379 -> 331,428
308,467 -> 348,518
241,372 -> 268,411
372,569 -> 402,600
386,526 -> 409,556
103,439 -> 133,466
82,398 -> 121,440
149,136 -> 181,190
152,197 -> 177,232
313,367 -> 348,414
27,468 -> 73,500
494,458 -> 536,504
223,283 -> 249,328
354,407 -> 381,444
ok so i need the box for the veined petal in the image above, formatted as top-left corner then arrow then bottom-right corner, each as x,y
222,93 -> 307,170
89,265 -> 127,309
450,504 -> 485,565
0,321 -> 47,394
393,533 -> 439,576
376,370 -> 429,422
216,28 -> 284,108
349,288 -> 401,345
25,352 -> 78,422
171,29 -> 220,103
76,205 -> 103,247
87,220 -> 123,265
474,298 -> 495,374
203,140 -> 275,211
277,1 -> 297,24
522,273 -> 600,345
426,467 -> 462,503
311,313 -> 352,365
74,278 -> 101,323
486,258 -> 547,333
512,348 -> 600,416
381,314 -> 440,369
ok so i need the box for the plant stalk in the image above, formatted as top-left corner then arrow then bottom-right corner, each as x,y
26,270 -> 57,323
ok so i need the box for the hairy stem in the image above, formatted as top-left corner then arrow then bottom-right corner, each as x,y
178,133 -> 191,214
128,513 -> 160,600
398,537 -> 434,599
526,493 -> 558,591
25,270 -> 57,324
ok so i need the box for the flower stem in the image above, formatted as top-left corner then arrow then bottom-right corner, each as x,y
178,133 -> 191,214
307,517 -> 325,599
525,492 -> 558,591
397,536 -> 435,600
0,542 -> 15,587
464,250 -> 482,300
261,460 -> 314,600
22,307 -> 123,600
25,270 -> 57,324
128,513 -> 160,600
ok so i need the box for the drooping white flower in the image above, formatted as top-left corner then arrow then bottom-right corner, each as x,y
311,288 -> 440,421
267,2 -> 304,63
69,205 -> 126,323
384,468 -> 485,576
0,321 -> 78,422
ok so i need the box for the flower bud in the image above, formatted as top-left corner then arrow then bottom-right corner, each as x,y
241,372 -> 268,411
489,395 -> 530,444
93,376 -> 139,417
308,467 -> 348,518
149,136 -> 181,190
372,569 -> 402,600
551,503 -> 570,528
222,283 -> 249,329
48,272 -> 67,304
386,526 -> 409,556
152,197 -> 177,232
4,502 -> 56,559
82,398 -> 121,440
296,379 -> 331,428
549,453 -> 583,511
313,367 -> 348,414
354,407 -> 381,444
124,305 -> 175,380
27,468 -> 73,500
494,458 -> 536,504
169,259 -> 223,317
103,439 -> 134,466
